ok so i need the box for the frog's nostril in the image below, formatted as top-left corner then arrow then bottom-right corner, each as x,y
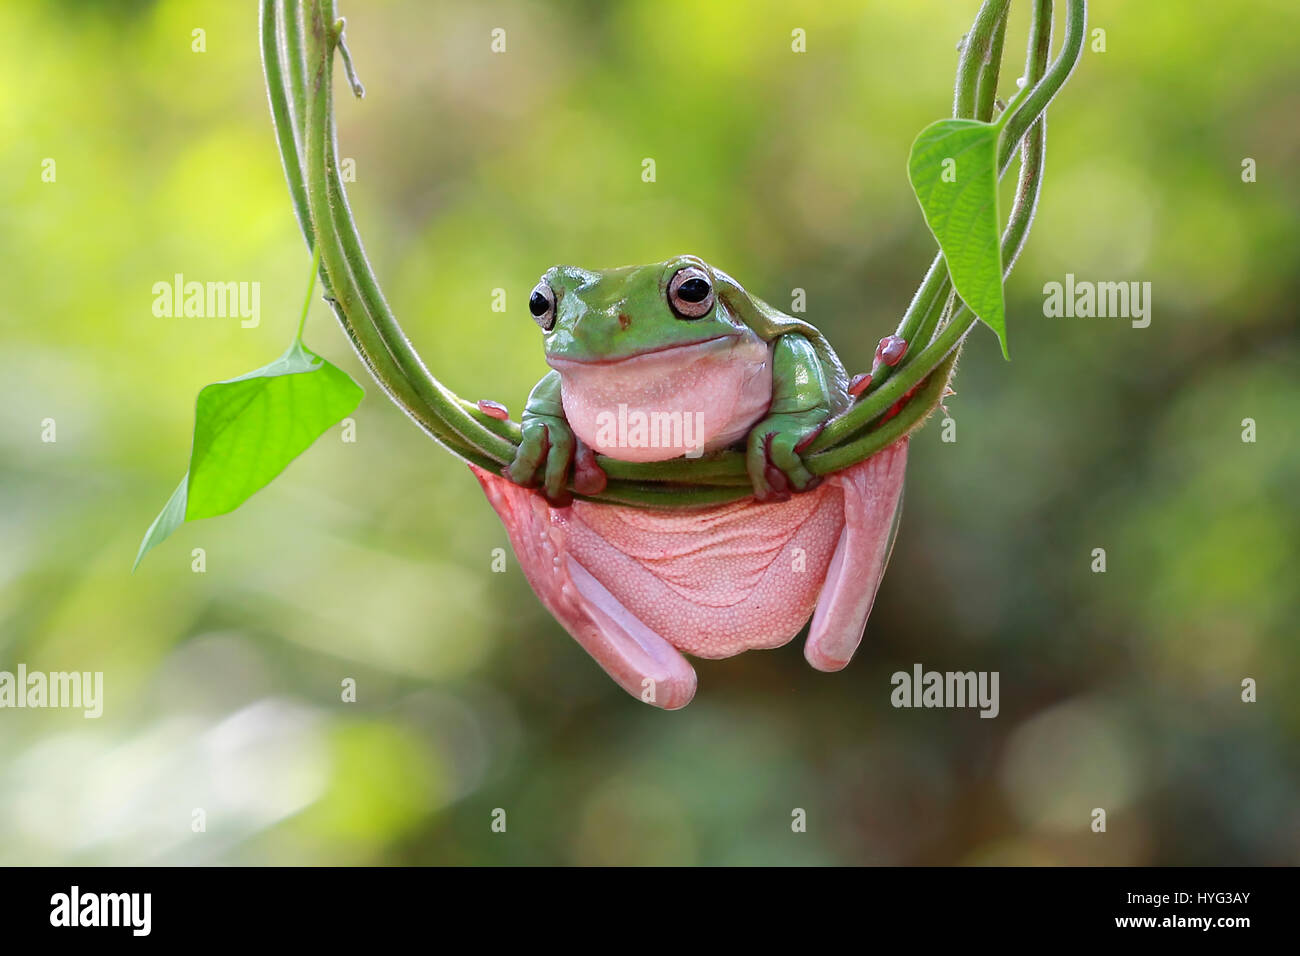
618,312 -> 631,331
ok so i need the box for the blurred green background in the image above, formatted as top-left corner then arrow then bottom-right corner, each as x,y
1,0 -> 1297,865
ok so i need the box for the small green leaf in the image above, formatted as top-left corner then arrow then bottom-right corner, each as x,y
907,118 -> 1008,358
135,340 -> 363,569
186,340 -> 362,519
133,476 -> 188,571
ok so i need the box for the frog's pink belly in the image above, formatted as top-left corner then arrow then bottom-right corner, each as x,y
471,439 -> 908,708
558,489 -> 843,658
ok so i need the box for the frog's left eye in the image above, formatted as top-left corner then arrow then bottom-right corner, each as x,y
668,267 -> 714,319
529,282 -> 556,331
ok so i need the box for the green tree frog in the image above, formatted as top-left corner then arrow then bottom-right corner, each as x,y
473,255 -> 909,709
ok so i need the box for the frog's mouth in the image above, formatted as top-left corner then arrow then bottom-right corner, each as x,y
546,333 -> 773,463
545,334 -> 735,369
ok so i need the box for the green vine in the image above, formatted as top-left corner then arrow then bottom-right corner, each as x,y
259,0 -> 1085,508
136,1 -> 1087,567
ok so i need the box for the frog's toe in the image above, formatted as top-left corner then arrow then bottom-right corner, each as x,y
805,438 -> 909,671
748,429 -> 817,501
767,431 -> 820,491
505,421 -> 549,487
572,440 -> 608,496
541,424 -> 575,504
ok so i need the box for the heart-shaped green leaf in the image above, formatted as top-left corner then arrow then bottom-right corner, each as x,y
908,118 -> 1008,358
134,340 -> 363,569
135,477 -> 189,571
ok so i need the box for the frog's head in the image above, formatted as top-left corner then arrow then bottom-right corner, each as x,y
526,255 -> 774,462
530,255 -> 747,363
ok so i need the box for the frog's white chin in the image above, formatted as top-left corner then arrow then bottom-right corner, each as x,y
550,335 -> 773,463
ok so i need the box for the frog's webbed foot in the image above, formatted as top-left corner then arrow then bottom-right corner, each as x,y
805,437 -> 909,672
504,414 -> 578,505
504,416 -> 607,503
745,412 -> 826,503
472,465 -> 696,709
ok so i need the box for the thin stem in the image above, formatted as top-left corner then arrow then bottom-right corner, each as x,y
912,288 -> 957,363
954,0 -> 1012,119
975,4 -> 1011,122
260,0 -> 312,244
599,455 -> 747,485
999,0 -> 1084,171
296,240 -> 322,343
333,17 -> 365,96
284,1 -> 310,166
992,78 -> 1033,132
1004,0 -> 1054,274
880,254 -> 948,392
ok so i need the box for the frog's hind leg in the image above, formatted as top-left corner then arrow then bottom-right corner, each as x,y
562,557 -> 698,709
471,466 -> 698,710
804,438 -> 909,672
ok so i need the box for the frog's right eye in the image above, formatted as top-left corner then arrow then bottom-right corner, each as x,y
667,266 -> 714,319
529,283 -> 556,331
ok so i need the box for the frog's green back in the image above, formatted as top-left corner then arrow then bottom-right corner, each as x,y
713,267 -> 852,415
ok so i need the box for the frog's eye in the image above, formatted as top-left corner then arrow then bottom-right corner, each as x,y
529,282 -> 556,331
668,267 -> 714,319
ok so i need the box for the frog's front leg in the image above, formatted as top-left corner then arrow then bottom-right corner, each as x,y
506,370 -> 606,504
506,370 -> 572,502
745,335 -> 832,502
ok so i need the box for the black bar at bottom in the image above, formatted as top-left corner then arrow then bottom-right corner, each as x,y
0,865 -> 1286,942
